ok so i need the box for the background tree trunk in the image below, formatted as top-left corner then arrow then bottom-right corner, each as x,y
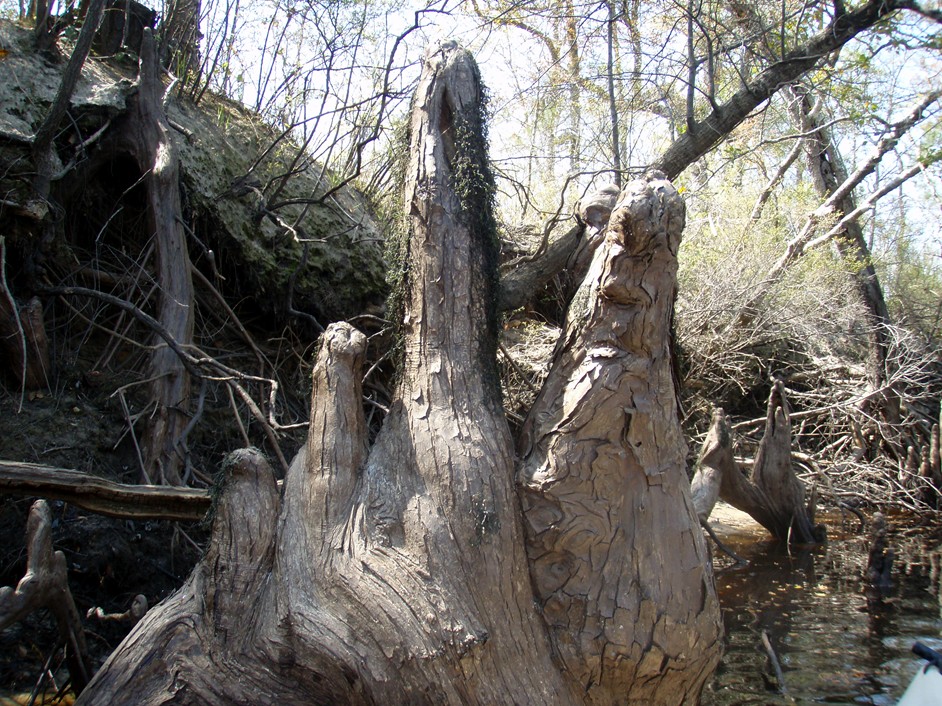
788,84 -> 899,426
76,45 -> 721,706
113,30 -> 195,485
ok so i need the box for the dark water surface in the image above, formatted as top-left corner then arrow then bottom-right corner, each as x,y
702,513 -> 942,705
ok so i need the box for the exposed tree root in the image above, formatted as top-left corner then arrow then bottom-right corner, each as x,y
0,501 -> 92,694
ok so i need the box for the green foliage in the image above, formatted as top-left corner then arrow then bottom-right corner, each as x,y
381,116 -> 413,380
885,234 -> 942,344
450,81 -> 504,398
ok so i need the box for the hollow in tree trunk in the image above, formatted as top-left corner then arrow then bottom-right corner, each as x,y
76,43 -> 720,706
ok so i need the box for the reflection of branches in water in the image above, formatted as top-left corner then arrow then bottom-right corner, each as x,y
708,526 -> 942,704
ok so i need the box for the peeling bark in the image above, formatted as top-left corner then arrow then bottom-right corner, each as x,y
500,1 -> 908,316
517,172 -> 723,705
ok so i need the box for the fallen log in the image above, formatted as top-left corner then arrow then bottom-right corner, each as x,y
0,460 -> 210,521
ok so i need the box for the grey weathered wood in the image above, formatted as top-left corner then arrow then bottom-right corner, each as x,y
693,392 -> 820,543
517,172 -> 723,705
76,46 -> 737,706
136,31 -> 195,485
0,500 -> 92,692
0,460 -> 210,521
78,42 -> 571,706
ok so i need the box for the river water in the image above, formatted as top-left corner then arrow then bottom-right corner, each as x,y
703,510 -> 942,705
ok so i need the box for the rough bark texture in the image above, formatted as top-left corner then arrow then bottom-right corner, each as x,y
498,222 -> 584,312
500,1 -> 906,316
75,44 -> 726,706
692,391 -> 821,543
77,42 -> 571,706
517,172 -> 723,705
93,0 -> 156,56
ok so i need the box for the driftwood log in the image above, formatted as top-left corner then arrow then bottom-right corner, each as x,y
68,43 -> 722,706
691,382 -> 822,543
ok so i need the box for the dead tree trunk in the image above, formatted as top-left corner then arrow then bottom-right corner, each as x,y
692,385 -> 821,543
76,45 -> 720,706
109,30 -> 195,485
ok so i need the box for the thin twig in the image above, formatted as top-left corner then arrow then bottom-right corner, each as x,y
701,520 -> 748,565
0,236 -> 28,412
498,339 -> 538,392
226,383 -> 251,448
117,389 -> 151,483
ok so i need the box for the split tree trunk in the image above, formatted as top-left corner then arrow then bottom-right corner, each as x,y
691,384 -> 821,543
76,44 -> 720,706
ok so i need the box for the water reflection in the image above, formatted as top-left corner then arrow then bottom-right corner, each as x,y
702,514 -> 942,706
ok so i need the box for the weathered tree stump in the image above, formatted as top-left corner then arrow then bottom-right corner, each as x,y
692,385 -> 822,543
518,172 -> 723,704
865,511 -> 894,590
0,291 -> 51,391
75,44 -> 721,706
0,500 -> 92,693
